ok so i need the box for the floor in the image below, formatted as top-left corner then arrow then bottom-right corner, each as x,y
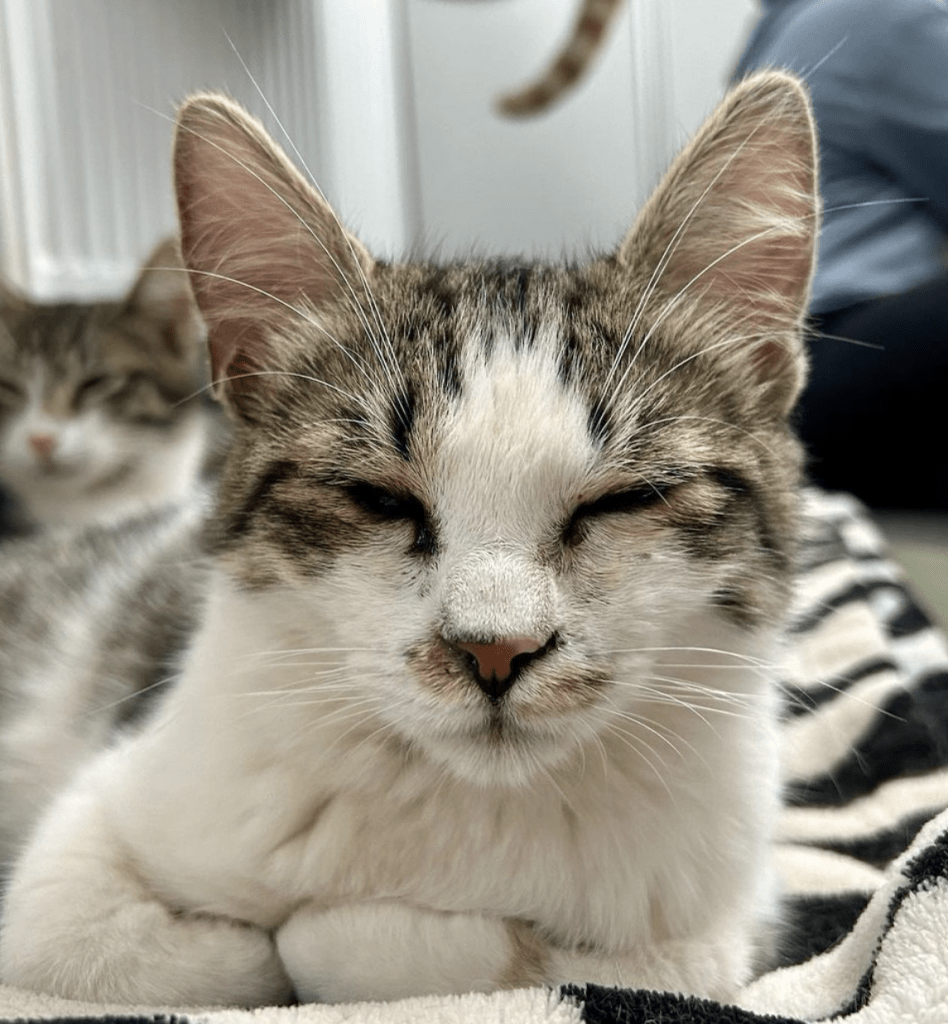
873,510 -> 948,628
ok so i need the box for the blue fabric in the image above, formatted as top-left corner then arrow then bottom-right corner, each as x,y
733,0 -> 948,314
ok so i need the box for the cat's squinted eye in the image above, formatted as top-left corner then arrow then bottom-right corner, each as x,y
563,481 -> 675,547
576,482 -> 674,520
708,467 -> 749,497
345,482 -> 437,556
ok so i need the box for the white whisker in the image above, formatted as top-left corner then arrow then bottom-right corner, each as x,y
600,722 -> 676,801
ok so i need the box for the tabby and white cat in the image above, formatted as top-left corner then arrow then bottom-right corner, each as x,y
0,240 -> 212,534
0,70 -> 817,1006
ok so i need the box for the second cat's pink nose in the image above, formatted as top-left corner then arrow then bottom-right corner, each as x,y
28,433 -> 56,461
455,637 -> 545,684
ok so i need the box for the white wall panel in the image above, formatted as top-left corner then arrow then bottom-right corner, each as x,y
315,0 -> 418,259
404,0 -> 674,260
668,0 -> 758,143
0,0 -> 329,299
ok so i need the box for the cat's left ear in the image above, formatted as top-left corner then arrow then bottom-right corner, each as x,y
618,71 -> 819,416
173,93 -> 374,421
122,237 -> 205,357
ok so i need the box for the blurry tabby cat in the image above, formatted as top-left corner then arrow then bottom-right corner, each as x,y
0,240 -> 214,534
0,70 -> 817,1006
497,0 -> 623,116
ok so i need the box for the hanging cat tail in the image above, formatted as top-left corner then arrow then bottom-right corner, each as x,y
496,0 -> 624,117
618,71 -> 820,416
173,92 -> 374,420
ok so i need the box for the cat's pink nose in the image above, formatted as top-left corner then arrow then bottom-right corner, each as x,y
28,433 -> 56,461
455,636 -> 547,697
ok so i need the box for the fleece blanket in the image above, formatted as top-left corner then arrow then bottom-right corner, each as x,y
1,488 -> 947,1024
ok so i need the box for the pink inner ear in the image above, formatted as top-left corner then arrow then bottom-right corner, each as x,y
680,132 -> 814,311
174,94 -> 376,420
724,143 -> 815,313
173,94 -> 372,322
617,75 -> 817,415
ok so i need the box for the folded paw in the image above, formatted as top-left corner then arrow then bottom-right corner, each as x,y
276,902 -> 535,1002
2,873 -> 292,1005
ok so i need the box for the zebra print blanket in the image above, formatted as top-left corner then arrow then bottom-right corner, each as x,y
1,489 -> 945,1024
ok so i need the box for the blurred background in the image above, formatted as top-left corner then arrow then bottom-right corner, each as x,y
0,0 -> 755,297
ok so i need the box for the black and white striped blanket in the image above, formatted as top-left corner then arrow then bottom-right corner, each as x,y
1,488 -> 946,1024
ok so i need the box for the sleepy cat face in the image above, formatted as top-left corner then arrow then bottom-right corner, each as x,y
0,306 -> 163,487
175,74 -> 818,785
201,260 -> 804,785
0,242 -> 211,527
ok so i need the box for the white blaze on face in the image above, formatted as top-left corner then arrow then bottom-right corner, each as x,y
434,325 -> 596,642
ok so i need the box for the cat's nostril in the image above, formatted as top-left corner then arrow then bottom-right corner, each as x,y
454,636 -> 548,699
28,433 -> 56,461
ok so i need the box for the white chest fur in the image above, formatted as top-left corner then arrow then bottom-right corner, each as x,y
95,573 -> 781,954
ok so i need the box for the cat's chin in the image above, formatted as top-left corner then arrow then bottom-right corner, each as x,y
2,455 -> 126,493
414,722 -> 577,788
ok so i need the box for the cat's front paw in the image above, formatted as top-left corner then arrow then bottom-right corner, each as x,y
2,818 -> 293,1008
2,895 -> 293,1007
277,902 -> 538,1002
548,933 -> 752,1003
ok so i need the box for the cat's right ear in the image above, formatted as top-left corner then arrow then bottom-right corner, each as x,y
616,71 -> 819,418
173,93 -> 374,420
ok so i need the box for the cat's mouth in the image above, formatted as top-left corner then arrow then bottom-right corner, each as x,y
417,707 -> 589,786
21,455 -> 133,488
34,461 -> 72,478
407,635 -> 610,716
19,448 -> 82,477
401,635 -> 615,783
13,458 -> 74,482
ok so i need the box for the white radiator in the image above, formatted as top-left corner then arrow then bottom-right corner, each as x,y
0,0 -> 335,299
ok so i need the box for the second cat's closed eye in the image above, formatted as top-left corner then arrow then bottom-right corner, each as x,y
0,380 -> 24,406
76,374 -> 126,404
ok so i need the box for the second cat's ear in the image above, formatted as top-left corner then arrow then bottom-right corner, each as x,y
0,276 -> 29,318
122,238 -> 205,359
618,71 -> 819,416
173,93 -> 374,420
